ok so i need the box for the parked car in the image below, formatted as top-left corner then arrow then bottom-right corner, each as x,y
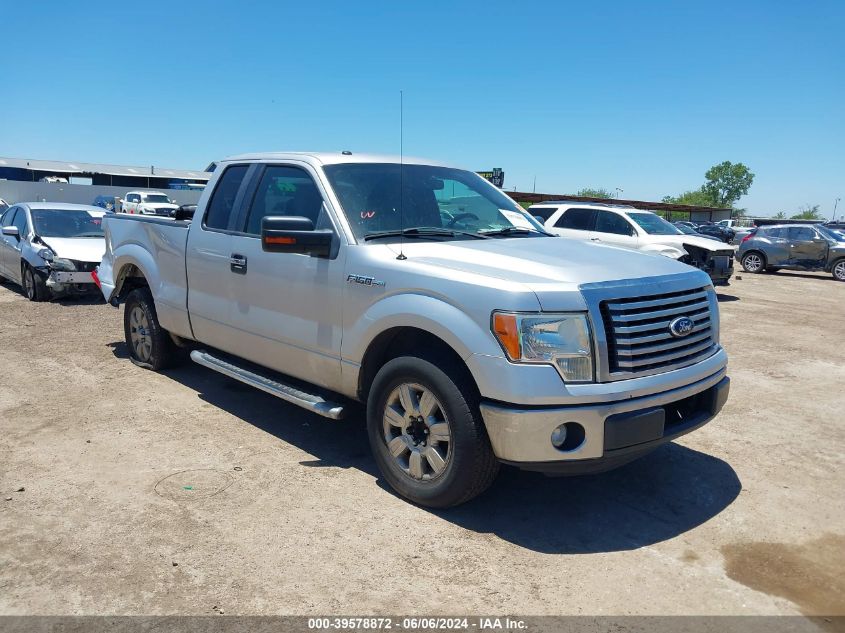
673,222 -> 722,242
121,191 -> 179,216
529,202 -> 734,285
0,203 -> 106,300
93,195 -> 121,213
736,223 -> 845,281
695,223 -> 735,243
674,221 -> 699,231
98,152 -> 730,507
717,218 -> 756,231
0,198 -> 9,213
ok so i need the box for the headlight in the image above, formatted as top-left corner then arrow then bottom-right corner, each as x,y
49,257 -> 76,272
38,248 -> 54,262
492,312 -> 594,382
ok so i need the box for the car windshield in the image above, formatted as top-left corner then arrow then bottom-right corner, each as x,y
323,163 -> 546,241
31,209 -> 104,238
143,194 -> 171,203
629,212 -> 683,235
817,225 -> 844,242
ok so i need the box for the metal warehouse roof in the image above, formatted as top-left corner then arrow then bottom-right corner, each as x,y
0,156 -> 211,181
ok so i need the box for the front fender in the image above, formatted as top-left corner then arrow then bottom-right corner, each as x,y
341,292 -> 504,379
641,243 -> 687,259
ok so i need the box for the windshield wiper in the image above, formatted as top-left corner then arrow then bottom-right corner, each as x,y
479,227 -> 552,237
363,227 -> 489,241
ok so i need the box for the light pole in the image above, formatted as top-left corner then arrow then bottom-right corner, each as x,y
833,197 -> 841,222
615,188 -> 623,199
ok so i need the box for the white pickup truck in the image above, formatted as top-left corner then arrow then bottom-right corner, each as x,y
98,152 -> 730,507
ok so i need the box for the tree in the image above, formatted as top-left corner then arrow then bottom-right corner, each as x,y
702,161 -> 755,208
791,204 -> 821,220
575,187 -> 614,199
662,189 -> 715,207
773,211 -> 786,219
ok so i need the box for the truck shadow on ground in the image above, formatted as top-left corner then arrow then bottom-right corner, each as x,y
109,341 -> 742,555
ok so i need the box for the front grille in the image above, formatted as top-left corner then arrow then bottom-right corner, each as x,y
600,286 -> 717,376
71,260 -> 97,273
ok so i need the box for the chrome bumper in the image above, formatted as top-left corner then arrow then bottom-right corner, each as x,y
480,368 -> 729,469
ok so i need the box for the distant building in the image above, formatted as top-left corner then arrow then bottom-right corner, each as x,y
0,156 -> 210,190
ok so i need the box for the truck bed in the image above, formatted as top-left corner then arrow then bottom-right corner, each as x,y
99,214 -> 194,339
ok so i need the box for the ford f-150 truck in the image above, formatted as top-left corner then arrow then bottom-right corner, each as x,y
98,152 -> 730,507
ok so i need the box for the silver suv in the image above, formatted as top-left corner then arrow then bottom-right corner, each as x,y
736,224 -> 845,281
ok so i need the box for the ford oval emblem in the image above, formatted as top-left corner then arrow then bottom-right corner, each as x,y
669,316 -> 695,338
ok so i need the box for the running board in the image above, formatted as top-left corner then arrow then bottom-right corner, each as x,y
190,350 -> 345,420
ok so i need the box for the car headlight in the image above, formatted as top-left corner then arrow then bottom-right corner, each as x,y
492,312 -> 594,382
49,257 -> 76,272
38,248 -> 54,262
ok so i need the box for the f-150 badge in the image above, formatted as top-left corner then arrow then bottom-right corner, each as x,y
347,274 -> 385,287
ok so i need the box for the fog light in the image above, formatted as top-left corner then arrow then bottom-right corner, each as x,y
551,422 -> 586,451
551,424 -> 568,448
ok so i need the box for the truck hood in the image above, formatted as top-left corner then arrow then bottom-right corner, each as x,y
392,236 -> 696,288
39,237 -> 106,263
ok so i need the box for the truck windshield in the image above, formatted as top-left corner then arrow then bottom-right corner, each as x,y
31,209 -> 104,238
629,213 -> 683,236
817,226 -> 844,242
143,194 -> 171,203
323,163 -> 546,241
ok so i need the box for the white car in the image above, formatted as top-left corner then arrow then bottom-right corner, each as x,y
529,202 -> 734,285
121,191 -> 179,217
0,203 -> 105,300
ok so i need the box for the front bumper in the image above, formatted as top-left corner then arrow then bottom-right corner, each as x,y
48,271 -> 97,284
480,370 -> 729,474
705,255 -> 733,285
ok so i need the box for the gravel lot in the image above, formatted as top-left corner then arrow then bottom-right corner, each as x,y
0,270 -> 843,618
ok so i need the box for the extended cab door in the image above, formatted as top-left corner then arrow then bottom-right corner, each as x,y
589,210 -> 638,249
186,163 -> 252,349
787,226 -> 828,267
550,207 -> 596,240
217,163 -> 345,391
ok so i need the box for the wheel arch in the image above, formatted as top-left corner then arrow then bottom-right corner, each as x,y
741,249 -> 767,266
357,327 -> 480,404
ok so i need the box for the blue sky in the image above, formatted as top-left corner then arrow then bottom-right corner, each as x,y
1,0 -> 843,216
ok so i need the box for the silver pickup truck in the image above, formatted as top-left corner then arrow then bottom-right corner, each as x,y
98,152 -> 730,507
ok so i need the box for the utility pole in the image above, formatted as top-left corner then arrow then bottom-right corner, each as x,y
833,197 -> 840,221
532,176 -> 536,193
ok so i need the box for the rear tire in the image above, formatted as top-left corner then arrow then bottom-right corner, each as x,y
833,259 -> 845,282
366,355 -> 499,508
741,252 -> 766,273
123,287 -> 184,371
22,263 -> 49,301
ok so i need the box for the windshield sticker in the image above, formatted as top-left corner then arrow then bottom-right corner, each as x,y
499,209 -> 534,230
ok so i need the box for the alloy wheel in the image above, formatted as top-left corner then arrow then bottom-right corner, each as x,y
382,383 -> 451,481
834,260 -> 845,281
743,253 -> 763,272
129,306 -> 153,362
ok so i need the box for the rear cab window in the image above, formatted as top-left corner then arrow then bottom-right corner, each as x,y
203,164 -> 250,231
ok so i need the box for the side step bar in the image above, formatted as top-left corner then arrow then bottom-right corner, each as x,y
190,350 -> 345,420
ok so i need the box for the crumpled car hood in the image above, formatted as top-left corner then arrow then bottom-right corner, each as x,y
39,237 -> 106,263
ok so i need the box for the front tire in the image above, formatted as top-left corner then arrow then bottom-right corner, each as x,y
22,263 -> 48,301
123,287 -> 184,370
741,252 -> 766,273
833,259 -> 845,282
367,355 -> 499,508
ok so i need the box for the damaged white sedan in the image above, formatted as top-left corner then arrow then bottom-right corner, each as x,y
0,203 -> 105,301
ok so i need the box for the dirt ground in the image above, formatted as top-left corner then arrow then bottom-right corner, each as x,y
0,269 -> 843,618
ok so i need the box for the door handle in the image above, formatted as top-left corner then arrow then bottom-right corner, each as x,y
590,237 -> 600,241
230,253 -> 247,274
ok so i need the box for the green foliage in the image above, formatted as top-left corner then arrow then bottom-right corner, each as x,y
663,161 -> 755,209
575,187 -> 614,199
702,161 -> 755,208
662,189 -> 715,207
790,204 -> 822,220
772,211 -> 787,219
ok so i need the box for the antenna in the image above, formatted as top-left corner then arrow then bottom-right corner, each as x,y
396,90 -> 407,261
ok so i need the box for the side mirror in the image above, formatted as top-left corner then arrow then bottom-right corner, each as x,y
2,226 -> 19,238
173,205 -> 196,221
261,216 -> 333,258
533,215 -> 546,224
